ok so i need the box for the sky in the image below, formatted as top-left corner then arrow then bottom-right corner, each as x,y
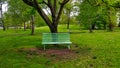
2,3 -> 7,13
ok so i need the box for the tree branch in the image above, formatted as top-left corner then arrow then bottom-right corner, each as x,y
42,0 -> 48,5
33,0 -> 53,28
54,0 -> 57,14
47,0 -> 56,23
56,0 -> 69,23
22,0 -> 34,7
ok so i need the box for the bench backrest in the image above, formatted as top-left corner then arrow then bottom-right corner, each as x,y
42,33 -> 71,42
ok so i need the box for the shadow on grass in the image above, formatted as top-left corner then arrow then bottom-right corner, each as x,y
36,44 -> 69,50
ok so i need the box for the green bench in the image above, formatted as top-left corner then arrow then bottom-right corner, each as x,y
42,33 -> 72,50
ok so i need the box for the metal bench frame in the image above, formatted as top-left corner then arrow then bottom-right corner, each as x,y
42,33 -> 72,50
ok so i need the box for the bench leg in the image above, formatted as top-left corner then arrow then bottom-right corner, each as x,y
44,45 -> 46,50
68,45 -> 70,49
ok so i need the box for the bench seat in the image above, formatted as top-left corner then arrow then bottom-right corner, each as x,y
42,33 -> 72,50
42,42 -> 72,44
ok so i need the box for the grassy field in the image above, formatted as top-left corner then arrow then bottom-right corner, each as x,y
0,25 -> 120,68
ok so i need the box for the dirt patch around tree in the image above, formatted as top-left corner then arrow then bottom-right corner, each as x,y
18,47 -> 79,61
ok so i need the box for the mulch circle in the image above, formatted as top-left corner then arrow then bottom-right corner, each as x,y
19,47 -> 78,60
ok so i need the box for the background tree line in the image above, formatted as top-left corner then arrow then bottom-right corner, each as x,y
1,0 -> 120,33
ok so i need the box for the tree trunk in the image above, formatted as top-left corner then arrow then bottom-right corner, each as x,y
89,24 -> 93,33
107,7 -> 114,31
67,17 -> 70,30
108,23 -> 113,31
103,23 -> 107,30
31,15 -> 35,35
50,23 -> 58,33
24,22 -> 26,31
2,20 -> 5,31
92,24 -> 95,30
118,22 -> 120,27
67,10 -> 70,30
108,13 -> 113,31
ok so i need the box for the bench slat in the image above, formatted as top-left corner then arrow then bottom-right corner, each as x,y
42,42 -> 72,44
42,33 -> 71,43
42,33 -> 72,50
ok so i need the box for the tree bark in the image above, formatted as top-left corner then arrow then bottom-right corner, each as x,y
24,21 -> 26,31
118,22 -> 120,27
108,23 -> 114,31
89,24 -> 93,33
2,19 -> 5,31
92,24 -> 95,30
31,15 -> 35,35
67,10 -> 70,30
108,13 -> 114,31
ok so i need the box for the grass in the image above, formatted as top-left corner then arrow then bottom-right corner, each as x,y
71,32 -> 120,68
0,25 -> 120,68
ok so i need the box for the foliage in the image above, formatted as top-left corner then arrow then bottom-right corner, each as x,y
59,0 -> 79,28
77,0 -> 117,31
77,0 -> 98,28
3,0 -> 35,28
35,13 -> 46,27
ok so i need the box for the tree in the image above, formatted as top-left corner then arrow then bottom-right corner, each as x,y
64,0 -> 80,30
7,0 -> 30,30
22,0 -> 69,33
111,0 -> 120,27
6,0 -> 37,35
101,0 -> 116,31
77,0 -> 98,32
0,0 -> 7,31
64,1 -> 72,30
77,0 -> 117,32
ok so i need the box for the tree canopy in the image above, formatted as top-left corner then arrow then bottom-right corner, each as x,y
77,0 -> 117,32
22,0 -> 69,33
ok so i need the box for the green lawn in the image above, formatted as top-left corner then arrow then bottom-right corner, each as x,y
0,25 -> 120,68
